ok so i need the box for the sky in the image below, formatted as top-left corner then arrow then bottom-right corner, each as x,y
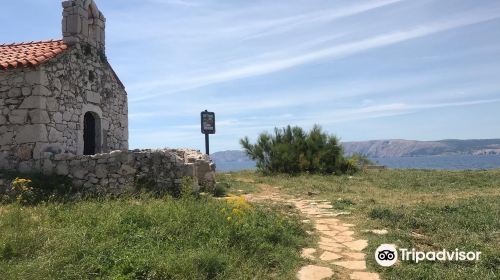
2,0 -> 500,152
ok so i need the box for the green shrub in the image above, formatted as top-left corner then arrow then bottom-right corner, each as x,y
213,183 -> 229,197
240,125 -> 355,174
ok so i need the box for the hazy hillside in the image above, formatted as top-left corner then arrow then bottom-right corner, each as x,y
211,139 -> 500,164
342,139 -> 500,157
210,150 -> 253,163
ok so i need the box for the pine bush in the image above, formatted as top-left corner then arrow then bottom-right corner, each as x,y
240,125 -> 354,174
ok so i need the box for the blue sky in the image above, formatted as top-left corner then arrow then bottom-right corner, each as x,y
2,0 -> 500,152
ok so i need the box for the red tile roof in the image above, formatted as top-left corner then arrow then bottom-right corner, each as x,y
0,40 -> 68,70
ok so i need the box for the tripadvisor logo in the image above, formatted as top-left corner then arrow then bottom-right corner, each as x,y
375,244 -> 481,267
375,244 -> 398,267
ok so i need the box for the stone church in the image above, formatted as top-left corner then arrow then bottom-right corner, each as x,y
0,0 -> 215,190
0,0 -> 128,172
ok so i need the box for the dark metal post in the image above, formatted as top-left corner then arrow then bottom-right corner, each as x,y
205,133 -> 210,155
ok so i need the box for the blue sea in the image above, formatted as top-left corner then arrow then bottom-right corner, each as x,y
214,155 -> 500,172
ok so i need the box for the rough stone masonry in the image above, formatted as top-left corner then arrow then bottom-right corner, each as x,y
0,0 -> 215,192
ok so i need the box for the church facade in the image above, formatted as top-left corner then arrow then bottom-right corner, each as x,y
0,0 -> 128,172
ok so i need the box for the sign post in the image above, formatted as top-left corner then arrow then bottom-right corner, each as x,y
201,110 -> 215,155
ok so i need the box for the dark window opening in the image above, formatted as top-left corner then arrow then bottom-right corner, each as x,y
83,44 -> 92,56
84,112 -> 97,155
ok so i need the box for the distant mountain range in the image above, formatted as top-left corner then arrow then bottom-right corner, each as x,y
211,139 -> 500,165
342,139 -> 500,157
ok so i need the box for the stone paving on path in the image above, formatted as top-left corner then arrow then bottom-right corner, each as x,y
244,184 -> 381,280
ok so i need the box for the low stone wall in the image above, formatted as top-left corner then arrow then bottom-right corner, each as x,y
2,149 -> 215,195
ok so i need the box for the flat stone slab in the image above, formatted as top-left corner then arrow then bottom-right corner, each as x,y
314,213 -> 336,217
297,265 -> 333,280
339,230 -> 355,236
319,244 -> 343,252
330,225 -> 350,232
315,218 -> 340,224
321,230 -> 340,238
332,235 -> 355,243
343,252 -> 366,260
332,261 -> 367,270
315,224 -> 332,231
320,251 -> 342,261
350,272 -> 380,280
319,237 -> 344,247
343,240 -> 368,251
302,248 -> 317,260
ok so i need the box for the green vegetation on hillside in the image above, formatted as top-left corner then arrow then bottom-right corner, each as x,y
226,169 -> 500,280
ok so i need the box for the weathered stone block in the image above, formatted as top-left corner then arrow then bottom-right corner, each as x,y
29,109 -> 51,124
53,112 -> 63,123
9,109 -> 28,124
25,71 -> 40,85
86,91 -> 101,104
62,111 -> 72,122
95,164 -> 107,178
0,132 -> 13,145
32,85 -> 51,96
42,159 -> 55,174
71,166 -> 87,179
54,153 -> 74,161
46,97 -> 58,111
33,143 -> 63,160
19,96 -> 46,109
8,88 -> 21,98
21,87 -> 31,96
55,161 -> 69,175
16,124 -> 48,144
48,127 -> 64,142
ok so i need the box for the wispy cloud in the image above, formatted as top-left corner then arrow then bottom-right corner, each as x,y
214,98 -> 500,130
241,0 -> 404,40
130,8 -> 500,102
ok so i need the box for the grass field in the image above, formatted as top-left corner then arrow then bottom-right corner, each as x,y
1,169 -> 498,279
222,169 -> 500,280
0,195 -> 310,280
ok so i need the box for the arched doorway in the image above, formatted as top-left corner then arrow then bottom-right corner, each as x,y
83,112 -> 100,155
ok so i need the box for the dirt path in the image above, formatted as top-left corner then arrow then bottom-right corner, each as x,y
243,182 -> 380,280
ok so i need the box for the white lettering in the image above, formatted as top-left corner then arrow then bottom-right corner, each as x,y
446,250 -> 455,260
436,250 -> 446,261
415,252 -> 426,263
399,249 -> 409,261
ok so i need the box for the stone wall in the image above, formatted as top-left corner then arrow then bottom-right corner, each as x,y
34,149 -> 215,194
0,43 -> 128,172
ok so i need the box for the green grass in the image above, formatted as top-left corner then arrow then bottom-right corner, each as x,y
0,196 -> 309,280
228,169 -> 500,280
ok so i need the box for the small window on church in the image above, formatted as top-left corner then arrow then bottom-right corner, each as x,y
84,44 -> 92,56
89,71 -> 95,82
